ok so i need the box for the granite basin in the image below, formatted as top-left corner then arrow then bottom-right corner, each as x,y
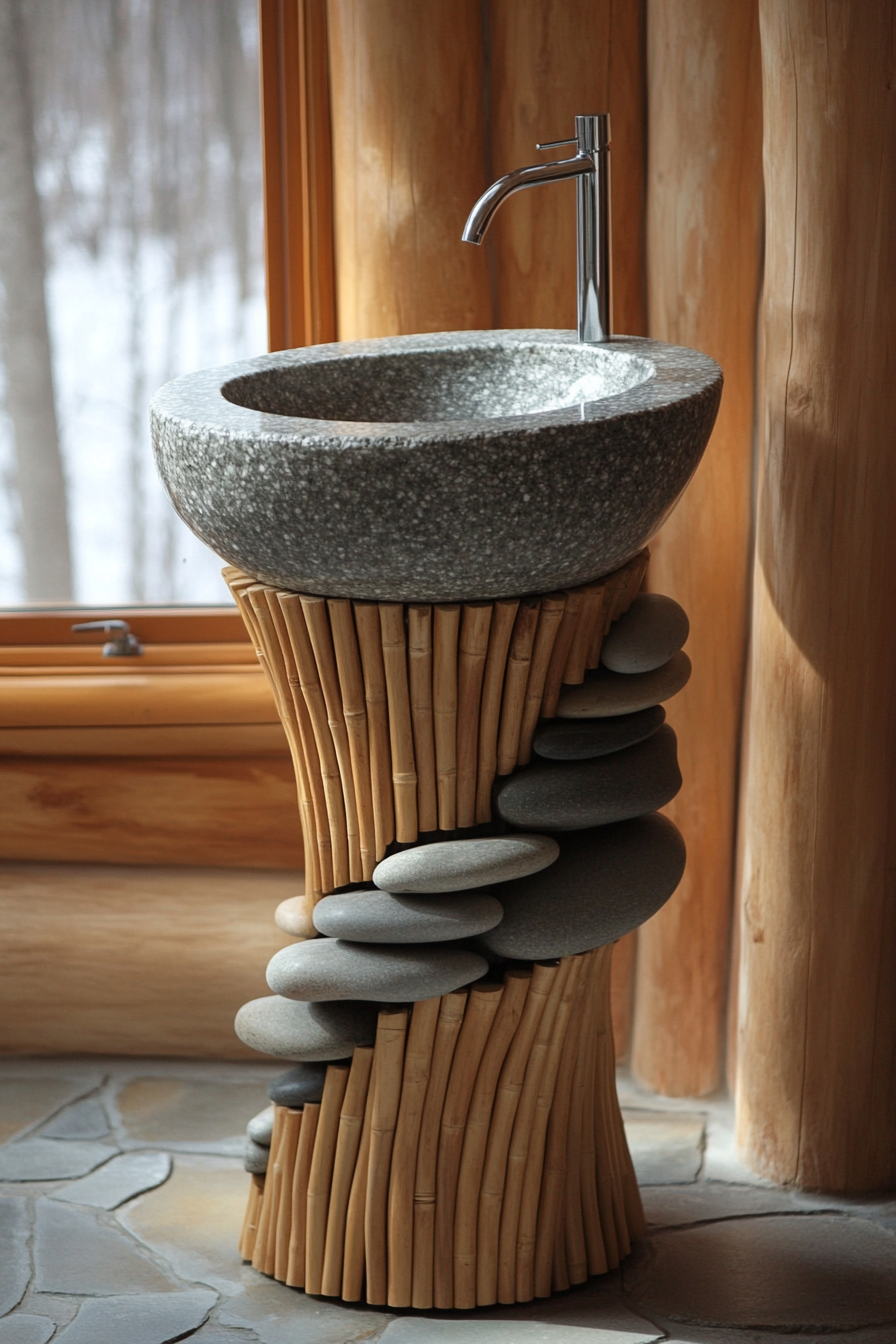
151,330 -> 721,603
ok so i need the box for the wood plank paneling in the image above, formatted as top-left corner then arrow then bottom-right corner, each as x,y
0,756 -> 303,868
486,0 -> 647,337
0,862 -> 300,1057
734,0 -> 896,1191
326,0 -> 494,339
630,0 -> 763,1097
2,670 -> 277,727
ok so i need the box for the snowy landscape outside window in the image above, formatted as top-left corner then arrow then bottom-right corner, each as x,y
0,0 -> 266,606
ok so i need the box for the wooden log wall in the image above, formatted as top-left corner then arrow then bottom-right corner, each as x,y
733,0 -> 896,1192
632,0 -> 763,1097
224,553 -> 648,899
239,949 -> 645,1306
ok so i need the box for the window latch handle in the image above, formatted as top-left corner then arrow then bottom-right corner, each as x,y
71,619 -> 144,657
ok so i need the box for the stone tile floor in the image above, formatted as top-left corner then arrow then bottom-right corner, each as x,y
1,1057 -> 894,1344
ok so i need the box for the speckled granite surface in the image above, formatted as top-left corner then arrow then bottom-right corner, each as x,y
151,330 -> 721,603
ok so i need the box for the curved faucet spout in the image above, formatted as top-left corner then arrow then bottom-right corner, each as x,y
462,155 -> 590,245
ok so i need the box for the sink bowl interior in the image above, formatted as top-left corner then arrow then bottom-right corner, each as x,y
221,342 -> 655,424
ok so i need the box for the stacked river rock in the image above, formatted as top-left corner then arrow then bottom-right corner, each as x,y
238,591 -> 690,1176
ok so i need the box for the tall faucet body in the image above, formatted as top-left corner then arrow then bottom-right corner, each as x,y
462,114 -> 611,344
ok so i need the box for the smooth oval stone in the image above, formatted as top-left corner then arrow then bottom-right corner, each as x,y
267,939 -> 488,1003
557,651 -> 691,719
373,834 -> 559,893
496,725 -> 681,831
234,995 -> 378,1061
267,1061 -> 330,1107
243,1137 -> 269,1174
247,1105 -> 275,1146
274,894 -> 315,939
601,593 -> 689,674
533,705 -> 666,760
477,814 -> 686,960
312,889 -> 503,943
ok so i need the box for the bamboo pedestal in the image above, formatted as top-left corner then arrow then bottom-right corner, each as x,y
226,556 -> 650,1305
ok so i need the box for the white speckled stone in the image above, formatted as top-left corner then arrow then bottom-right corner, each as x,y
246,1106 -> 275,1146
312,889 -> 503,943
557,651 -> 691,718
234,996 -> 378,1061
267,939 -> 488,1003
477,815 -> 686,960
601,593 -> 689,673
373,834 -> 559,893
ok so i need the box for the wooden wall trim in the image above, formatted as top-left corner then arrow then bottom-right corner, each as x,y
259,0 -> 336,350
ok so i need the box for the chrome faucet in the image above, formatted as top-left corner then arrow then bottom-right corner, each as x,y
462,113 -> 612,344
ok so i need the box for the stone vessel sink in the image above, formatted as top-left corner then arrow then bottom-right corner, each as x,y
151,329 -> 721,603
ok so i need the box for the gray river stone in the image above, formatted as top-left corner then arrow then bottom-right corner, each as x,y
243,1138 -> 269,1174
534,705 -> 665,760
267,1062 -> 329,1107
601,592 -> 689,673
557,651 -> 691,718
246,1105 -> 275,1145
234,996 -> 378,1061
477,814 -> 686,960
373,834 -> 559,893
267,939 -> 488,1003
313,889 -> 503,943
496,725 -> 681,831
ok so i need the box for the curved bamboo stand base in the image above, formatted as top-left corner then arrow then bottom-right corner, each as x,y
239,947 -> 644,1307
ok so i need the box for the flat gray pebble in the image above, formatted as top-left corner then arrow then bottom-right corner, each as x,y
372,834 -> 559,893
313,889 -> 503,943
243,1138 -> 269,1174
557,650 -> 691,718
234,996 -> 378,1061
50,1151 -> 171,1210
601,592 -> 689,673
246,1105 -> 275,1145
54,1290 -> 217,1344
267,939 -> 489,1003
534,705 -> 665,760
477,814 -> 686,959
497,724 -> 681,830
267,1062 -> 329,1107
0,1139 -> 118,1183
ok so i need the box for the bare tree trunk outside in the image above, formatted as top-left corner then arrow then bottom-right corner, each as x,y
0,0 -> 73,599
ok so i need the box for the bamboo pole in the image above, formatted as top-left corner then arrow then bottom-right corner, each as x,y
387,996 -> 442,1308
433,982 -> 503,1308
366,1008 -> 409,1305
407,605 -> 438,834
433,604 -> 460,831
563,583 -> 607,685
455,604 -> 493,829
533,959 -> 587,1297
321,1047 -> 375,1298
580,953 -> 608,1277
379,605 -> 418,843
279,593 -> 350,889
454,968 -> 531,1309
516,595 -> 566,767
540,590 -> 582,719
563,975 -> 590,1285
273,1108 -> 303,1282
590,950 -> 623,1268
239,1173 -> 265,1262
496,599 -> 541,776
476,961 -> 558,1306
475,598 -> 519,824
353,601 -> 395,860
498,958 -> 576,1303
286,1103 -> 319,1288
302,597 -> 362,883
328,600 -> 376,880
253,1104 -> 286,1274
264,587 -> 331,900
305,1063 -> 352,1294
341,1066 -> 375,1302
412,989 -> 468,1309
